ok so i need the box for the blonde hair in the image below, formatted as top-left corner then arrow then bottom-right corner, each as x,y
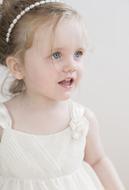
0,0 -> 87,95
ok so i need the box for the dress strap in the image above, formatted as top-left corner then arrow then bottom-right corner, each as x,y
69,99 -> 87,121
68,99 -> 90,140
0,102 -> 12,129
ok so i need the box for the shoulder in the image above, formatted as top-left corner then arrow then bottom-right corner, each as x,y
84,107 -> 100,130
70,100 -> 105,165
70,99 -> 97,119
70,99 -> 99,130
70,99 -> 86,115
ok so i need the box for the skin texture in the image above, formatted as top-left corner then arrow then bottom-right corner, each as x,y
16,19 -> 86,103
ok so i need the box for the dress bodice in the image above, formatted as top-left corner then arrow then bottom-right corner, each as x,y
0,99 -> 89,180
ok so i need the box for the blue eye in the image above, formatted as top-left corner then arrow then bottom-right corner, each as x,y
51,52 -> 62,61
74,50 -> 83,58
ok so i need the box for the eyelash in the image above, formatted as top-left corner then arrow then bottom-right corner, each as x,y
51,50 -> 84,61
51,52 -> 62,61
74,50 -> 84,58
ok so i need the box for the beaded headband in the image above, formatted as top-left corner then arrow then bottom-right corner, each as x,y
6,0 -> 64,43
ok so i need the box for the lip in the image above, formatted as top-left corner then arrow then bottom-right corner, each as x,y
58,77 -> 75,83
58,77 -> 75,89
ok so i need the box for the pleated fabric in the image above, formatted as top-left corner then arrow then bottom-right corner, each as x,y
0,99 -> 104,190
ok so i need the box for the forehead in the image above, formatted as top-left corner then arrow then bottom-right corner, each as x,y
53,18 -> 86,49
32,18 -> 86,52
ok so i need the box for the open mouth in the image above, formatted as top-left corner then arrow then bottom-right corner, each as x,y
58,78 -> 74,89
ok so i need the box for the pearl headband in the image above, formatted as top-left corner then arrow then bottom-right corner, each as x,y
6,0 -> 64,43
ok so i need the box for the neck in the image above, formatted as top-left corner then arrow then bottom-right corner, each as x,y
17,91 -> 69,111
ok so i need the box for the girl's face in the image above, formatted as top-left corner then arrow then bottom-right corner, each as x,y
22,19 -> 87,101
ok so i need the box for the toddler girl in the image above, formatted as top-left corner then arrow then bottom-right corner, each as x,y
0,0 -> 125,189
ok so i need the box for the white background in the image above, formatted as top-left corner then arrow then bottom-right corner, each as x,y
0,0 -> 129,188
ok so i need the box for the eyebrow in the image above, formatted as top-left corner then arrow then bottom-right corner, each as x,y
52,47 -> 66,51
52,46 -> 86,52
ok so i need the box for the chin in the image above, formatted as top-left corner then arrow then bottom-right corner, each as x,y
58,94 -> 72,101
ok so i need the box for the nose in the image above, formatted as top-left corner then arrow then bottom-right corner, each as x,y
62,58 -> 77,73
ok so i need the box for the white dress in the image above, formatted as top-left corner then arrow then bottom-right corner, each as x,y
0,99 -> 104,190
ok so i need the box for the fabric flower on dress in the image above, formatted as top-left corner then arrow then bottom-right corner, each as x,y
70,119 -> 87,140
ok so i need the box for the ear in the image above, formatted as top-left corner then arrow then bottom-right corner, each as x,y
6,56 -> 24,80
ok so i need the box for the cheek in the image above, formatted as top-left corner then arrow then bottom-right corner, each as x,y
74,64 -> 84,87
23,63 -> 56,87
23,65 -> 44,86
78,64 -> 84,78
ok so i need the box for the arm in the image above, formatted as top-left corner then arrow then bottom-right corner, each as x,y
83,108 -> 125,190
